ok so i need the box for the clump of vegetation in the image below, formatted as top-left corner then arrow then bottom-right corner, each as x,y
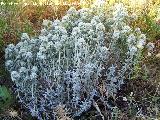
0,0 -> 160,120
5,3 -> 148,119
0,2 -> 80,119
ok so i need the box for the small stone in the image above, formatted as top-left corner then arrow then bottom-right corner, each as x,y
123,97 -> 127,101
156,53 -> 160,58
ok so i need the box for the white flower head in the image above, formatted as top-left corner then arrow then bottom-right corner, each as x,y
30,72 -> 37,79
122,25 -> 131,33
5,60 -> 13,66
54,26 -> 67,35
99,46 -> 109,53
19,67 -> 27,73
135,27 -> 141,34
31,66 -> 38,73
53,20 -> 61,27
91,19 -> 97,27
88,29 -> 95,36
39,46 -> 46,52
20,61 -> 26,67
60,27 -> 68,35
5,44 -> 15,59
42,19 -> 52,27
96,23 -> 105,32
16,42 -> 23,49
131,13 -> 138,20
98,46 -> 109,60
5,60 -> 14,71
54,41 -> 62,51
19,67 -> 27,77
84,23 -> 92,31
47,41 -> 54,49
40,28 -> 48,36
146,42 -> 155,51
127,34 -> 136,44
30,38 -> 38,44
39,37 -> 48,46
85,63 -> 95,73
37,52 -> 46,60
61,35 -> 67,43
84,63 -> 96,74
113,3 -> 128,21
92,16 -> 101,23
112,29 -> 120,39
47,33 -> 52,39
11,71 -> 20,81
62,15 -> 70,23
78,22 -> 85,30
7,44 -> 15,50
52,35 -> 59,41
79,8 -> 91,22
139,34 -> 146,40
72,27 -> 81,36
19,48 -> 27,55
54,70 -> 61,77
129,45 -> 137,55
76,38 -> 86,47
24,52 -> 33,59
137,39 -> 146,49
67,7 -> 77,15
94,0 -> 105,7
21,33 -> 30,41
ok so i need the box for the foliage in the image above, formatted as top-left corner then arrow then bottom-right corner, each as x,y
131,14 -> 160,43
0,1 -> 81,117
5,3 -> 147,119
0,85 -> 12,109
128,0 -> 160,41
1,0 -> 160,119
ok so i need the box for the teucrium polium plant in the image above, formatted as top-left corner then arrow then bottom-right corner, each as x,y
5,3 -> 146,120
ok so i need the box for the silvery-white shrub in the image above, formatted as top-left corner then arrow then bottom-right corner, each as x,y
5,3 -> 146,120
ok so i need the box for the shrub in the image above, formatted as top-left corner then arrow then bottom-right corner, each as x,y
5,3 -> 146,119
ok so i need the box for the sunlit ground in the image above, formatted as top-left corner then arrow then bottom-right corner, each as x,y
0,0 -> 159,21
0,0 -> 149,5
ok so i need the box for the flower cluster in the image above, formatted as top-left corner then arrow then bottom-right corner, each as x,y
5,4 -> 146,120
